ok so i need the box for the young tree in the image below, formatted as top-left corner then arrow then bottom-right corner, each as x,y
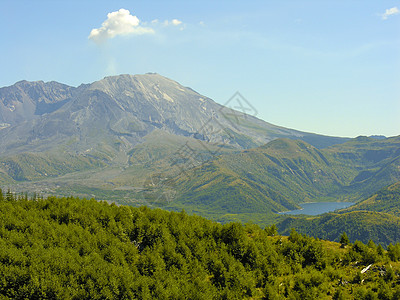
377,244 -> 384,256
5,189 -> 14,201
340,232 -> 350,246
265,224 -> 278,236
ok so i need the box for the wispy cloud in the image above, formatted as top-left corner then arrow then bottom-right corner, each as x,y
163,19 -> 183,27
89,9 -> 154,44
382,7 -> 399,20
171,19 -> 182,26
151,18 -> 184,27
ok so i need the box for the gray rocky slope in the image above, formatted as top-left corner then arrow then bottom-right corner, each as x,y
0,73 -> 347,156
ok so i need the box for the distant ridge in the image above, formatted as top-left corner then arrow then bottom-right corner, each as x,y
368,135 -> 387,140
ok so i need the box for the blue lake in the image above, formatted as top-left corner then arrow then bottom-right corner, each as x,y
279,202 -> 355,216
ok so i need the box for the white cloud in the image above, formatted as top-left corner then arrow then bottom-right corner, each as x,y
171,19 -> 182,26
89,8 -> 154,44
162,19 -> 183,27
382,7 -> 399,20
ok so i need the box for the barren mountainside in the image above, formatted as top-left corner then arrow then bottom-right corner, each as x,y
0,73 -> 347,156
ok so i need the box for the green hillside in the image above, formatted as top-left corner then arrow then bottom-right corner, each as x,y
0,152 -> 106,182
1,192 -> 400,299
277,211 -> 400,247
341,181 -> 400,216
324,136 -> 400,197
326,136 -> 400,167
169,139 -> 340,215
169,158 -> 300,213
163,136 -> 400,221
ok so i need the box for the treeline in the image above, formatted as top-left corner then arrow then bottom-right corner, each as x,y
1,190 -> 400,299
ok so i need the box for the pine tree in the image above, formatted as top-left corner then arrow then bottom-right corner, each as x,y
5,189 -> 14,201
340,232 -> 350,246
265,224 -> 278,236
377,244 -> 384,256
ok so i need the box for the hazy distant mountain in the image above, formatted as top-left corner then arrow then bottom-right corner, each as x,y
0,73 -> 347,156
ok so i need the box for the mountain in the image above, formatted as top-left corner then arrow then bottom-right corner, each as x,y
0,73 -> 347,157
158,136 -> 400,221
2,74 -> 400,250
2,74 -> 399,228
0,73 -> 351,206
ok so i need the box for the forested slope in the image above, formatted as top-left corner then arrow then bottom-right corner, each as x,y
1,191 -> 400,299
341,181 -> 400,216
166,136 -> 400,220
277,211 -> 400,247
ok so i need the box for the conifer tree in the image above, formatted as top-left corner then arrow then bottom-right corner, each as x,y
340,232 -> 350,245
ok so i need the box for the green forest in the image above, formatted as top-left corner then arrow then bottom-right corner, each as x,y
1,189 -> 400,299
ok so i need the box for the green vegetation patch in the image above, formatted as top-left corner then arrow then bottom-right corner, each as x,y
1,191 -> 400,299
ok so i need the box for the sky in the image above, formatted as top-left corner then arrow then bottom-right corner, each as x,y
0,1 -> 399,138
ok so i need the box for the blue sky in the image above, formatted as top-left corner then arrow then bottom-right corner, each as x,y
0,1 -> 399,138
